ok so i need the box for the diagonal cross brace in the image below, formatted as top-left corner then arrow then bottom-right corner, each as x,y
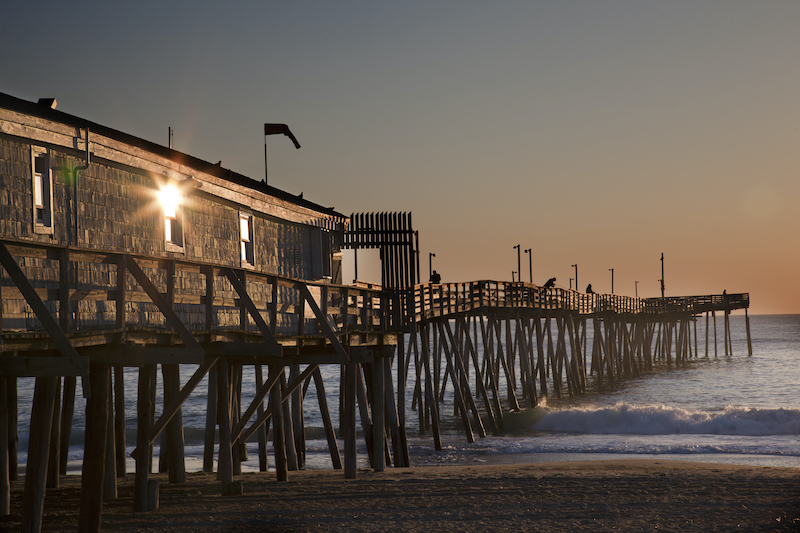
237,364 -> 318,444
0,243 -> 86,364
223,268 -> 282,356
229,367 -> 282,443
298,283 -> 349,361
131,355 -> 218,460
125,256 -> 203,356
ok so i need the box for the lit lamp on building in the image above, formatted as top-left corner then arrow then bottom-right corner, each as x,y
159,184 -> 183,246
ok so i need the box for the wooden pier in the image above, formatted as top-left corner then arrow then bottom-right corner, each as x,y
0,93 -> 754,532
0,238 -> 753,531
402,280 -> 751,446
0,238 -> 405,531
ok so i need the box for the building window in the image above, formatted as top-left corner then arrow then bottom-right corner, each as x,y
31,146 -> 53,234
159,184 -> 184,252
240,212 -> 254,267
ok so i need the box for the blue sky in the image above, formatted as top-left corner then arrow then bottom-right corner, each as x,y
3,1 -> 799,313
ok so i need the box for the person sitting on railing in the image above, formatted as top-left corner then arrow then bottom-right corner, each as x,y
586,284 -> 594,294
543,277 -> 556,289
430,270 -> 441,284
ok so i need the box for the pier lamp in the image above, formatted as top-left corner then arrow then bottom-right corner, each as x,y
429,253 -> 435,280
609,268 -> 614,294
513,245 -> 520,283
524,248 -> 532,283
572,264 -> 578,293
635,280 -> 639,298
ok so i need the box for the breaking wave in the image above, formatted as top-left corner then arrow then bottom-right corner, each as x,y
532,404 -> 800,436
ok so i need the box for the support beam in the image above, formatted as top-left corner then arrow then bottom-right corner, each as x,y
21,376 -> 58,533
124,256 -> 203,357
78,364 -> 111,532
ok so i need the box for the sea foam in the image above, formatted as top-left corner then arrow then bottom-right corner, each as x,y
532,403 -> 800,436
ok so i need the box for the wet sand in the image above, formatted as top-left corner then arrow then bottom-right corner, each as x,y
3,460 -> 799,532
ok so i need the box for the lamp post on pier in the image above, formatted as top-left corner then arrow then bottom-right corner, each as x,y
660,253 -> 665,298
635,280 -> 639,298
572,264 -> 578,293
513,245 -> 520,283
609,268 -> 614,294
429,253 -> 435,281
524,248 -> 531,282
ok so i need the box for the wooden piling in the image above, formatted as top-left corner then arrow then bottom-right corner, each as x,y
21,376 -> 58,533
343,361 -> 357,479
162,364 -> 186,484
113,368 -> 126,477
270,365 -> 288,482
134,364 -> 156,513
46,377 -> 61,489
0,378 -> 9,516
203,364 -> 218,473
78,363 -> 110,532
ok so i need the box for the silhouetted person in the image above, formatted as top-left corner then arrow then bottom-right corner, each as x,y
586,284 -> 594,294
430,270 -> 441,284
543,277 -> 556,289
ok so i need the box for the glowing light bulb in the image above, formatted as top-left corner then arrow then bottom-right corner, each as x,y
159,184 -> 181,217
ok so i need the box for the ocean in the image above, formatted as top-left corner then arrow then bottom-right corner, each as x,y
12,313 -> 800,473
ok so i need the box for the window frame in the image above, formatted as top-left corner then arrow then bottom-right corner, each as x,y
31,146 -> 54,234
239,211 -> 255,268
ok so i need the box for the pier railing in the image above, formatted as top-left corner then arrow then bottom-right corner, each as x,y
0,238 -> 398,358
412,280 -> 748,322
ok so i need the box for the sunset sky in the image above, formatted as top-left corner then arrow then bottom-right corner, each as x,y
2,1 -> 798,314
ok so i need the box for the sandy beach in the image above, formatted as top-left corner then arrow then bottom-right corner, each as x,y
2,460 -> 798,532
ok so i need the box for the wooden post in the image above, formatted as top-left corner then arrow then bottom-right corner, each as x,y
343,361 -> 357,479
254,365 -> 269,472
371,353 -> 385,472
104,374 -> 117,501
78,363 -> 111,532
290,364 -> 306,469
0,378 -> 9,516
8,379 -> 17,481
421,325 -> 442,451
162,364 -> 186,484
22,376 -> 58,533
203,364 -> 217,472
279,372 -> 298,471
46,377 -> 61,488
269,365 -> 288,481
216,359 -> 235,493
134,364 -> 156,513
712,311 -> 718,357
231,364 -> 244,474
312,367 -> 342,469
745,308 -> 752,356
113,367 -> 126,477
355,364 -> 375,467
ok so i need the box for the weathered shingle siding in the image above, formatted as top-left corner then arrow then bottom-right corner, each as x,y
0,115 -> 341,334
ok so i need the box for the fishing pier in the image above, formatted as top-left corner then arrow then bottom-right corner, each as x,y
0,92 -> 752,532
403,281 -> 751,447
